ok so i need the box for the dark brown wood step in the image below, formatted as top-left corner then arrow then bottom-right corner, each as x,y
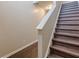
62,1 -> 78,6
63,3 -> 77,6
48,54 -> 63,58
56,29 -> 79,34
58,21 -> 79,25
53,37 -> 79,46
51,45 -> 79,57
59,17 -> 79,21
55,34 -> 79,40
56,26 -> 79,31
60,10 -> 79,15
62,4 -> 78,8
50,48 -> 75,58
59,14 -> 79,18
61,6 -> 79,10
55,31 -> 79,38
62,3 -> 78,6
57,24 -> 79,26
61,8 -> 79,13
53,40 -> 79,51
53,41 -> 79,57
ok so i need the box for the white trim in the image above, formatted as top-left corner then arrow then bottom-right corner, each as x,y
2,40 -> 38,58
44,2 -> 62,58
37,2 -> 56,58
33,1 -> 39,4
36,4 -> 56,31
38,34 -> 43,58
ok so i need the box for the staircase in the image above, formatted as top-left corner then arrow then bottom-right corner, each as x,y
48,1 -> 79,58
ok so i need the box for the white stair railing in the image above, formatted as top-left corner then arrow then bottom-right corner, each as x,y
36,1 -> 62,58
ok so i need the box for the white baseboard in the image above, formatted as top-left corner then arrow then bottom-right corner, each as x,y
2,40 -> 38,58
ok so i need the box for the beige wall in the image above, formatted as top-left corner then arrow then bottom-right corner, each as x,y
0,1 -> 45,57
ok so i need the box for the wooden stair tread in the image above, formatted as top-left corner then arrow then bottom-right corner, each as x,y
55,32 -> 79,37
61,6 -> 79,10
60,11 -> 79,15
62,2 -> 78,6
59,17 -> 79,21
62,4 -> 78,6
53,37 -> 79,46
63,3 -> 78,6
58,21 -> 79,25
56,26 -> 79,31
51,45 -> 79,57
62,5 -> 78,8
56,29 -> 79,34
61,8 -> 79,12
59,13 -> 79,18
48,54 -> 63,58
